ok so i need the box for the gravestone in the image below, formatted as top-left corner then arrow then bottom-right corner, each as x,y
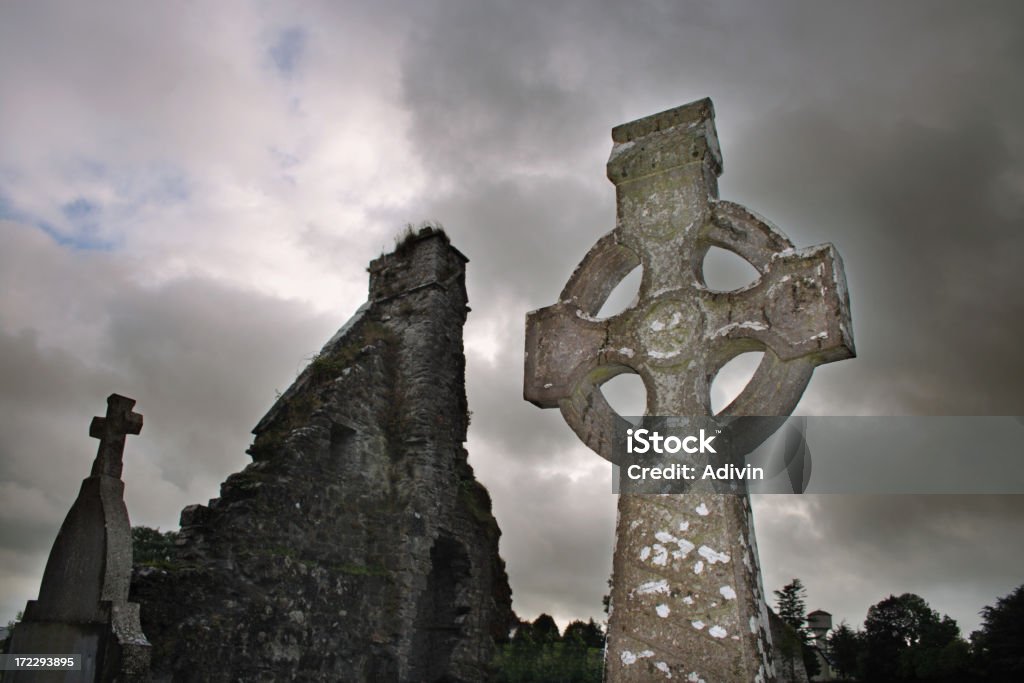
525,99 -> 854,681
7,394 -> 151,682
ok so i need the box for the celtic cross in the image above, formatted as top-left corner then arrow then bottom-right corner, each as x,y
89,393 -> 144,480
525,99 -> 854,682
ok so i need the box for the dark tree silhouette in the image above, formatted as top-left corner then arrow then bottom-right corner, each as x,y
531,614 -> 560,644
494,614 -> 603,682
775,578 -> 808,631
563,619 -> 605,649
862,593 -> 967,681
825,620 -> 862,679
131,526 -> 178,567
972,584 -> 1024,682
774,578 -> 820,678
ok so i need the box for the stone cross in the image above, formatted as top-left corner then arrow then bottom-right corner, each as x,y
525,99 -> 854,682
89,394 -> 144,480
8,393 -> 151,681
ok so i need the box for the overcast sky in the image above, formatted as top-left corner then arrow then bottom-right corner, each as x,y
1,1 -> 1022,639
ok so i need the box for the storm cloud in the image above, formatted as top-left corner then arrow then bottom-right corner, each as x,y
1,0 -> 1022,637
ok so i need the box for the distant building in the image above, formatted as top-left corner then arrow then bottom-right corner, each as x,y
807,609 -> 836,681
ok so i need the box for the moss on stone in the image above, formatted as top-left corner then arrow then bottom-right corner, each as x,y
333,562 -> 391,578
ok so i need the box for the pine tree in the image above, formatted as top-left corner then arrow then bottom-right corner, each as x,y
774,579 -> 820,678
775,578 -> 808,632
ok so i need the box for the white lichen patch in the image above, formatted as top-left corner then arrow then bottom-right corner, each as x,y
678,521 -> 690,532
720,585 -> 737,600
673,538 -> 695,559
693,560 -> 704,574
618,347 -> 635,357
695,502 -> 709,516
656,603 -> 670,618
652,530 -> 695,560
711,321 -> 768,339
698,545 -> 730,564
655,661 -> 672,678
609,139 -> 636,160
691,620 -> 705,630
636,579 -> 670,595
766,273 -> 792,297
621,649 -> 654,665
750,616 -> 759,633
709,625 -> 727,638
640,546 -> 651,561
683,596 -> 694,605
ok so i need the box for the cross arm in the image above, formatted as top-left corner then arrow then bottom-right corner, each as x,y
89,393 -> 143,479
700,243 -> 856,365
524,303 -> 609,408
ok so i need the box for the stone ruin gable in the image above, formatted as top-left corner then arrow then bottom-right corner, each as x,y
131,227 -> 514,682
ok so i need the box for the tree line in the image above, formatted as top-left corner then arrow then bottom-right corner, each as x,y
775,577 -> 1024,682
11,529 -> 1020,682
492,614 -> 605,683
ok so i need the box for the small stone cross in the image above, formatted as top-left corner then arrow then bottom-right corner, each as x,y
89,393 -> 143,479
525,99 -> 854,682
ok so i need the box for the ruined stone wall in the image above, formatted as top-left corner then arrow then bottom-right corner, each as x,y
770,610 -> 810,683
131,229 -> 513,682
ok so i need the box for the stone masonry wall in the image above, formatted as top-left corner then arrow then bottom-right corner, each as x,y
131,228 -> 513,682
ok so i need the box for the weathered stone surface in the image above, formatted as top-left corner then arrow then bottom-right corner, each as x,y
132,229 -> 513,682
7,394 -> 151,682
525,99 -> 855,682
769,610 -> 810,683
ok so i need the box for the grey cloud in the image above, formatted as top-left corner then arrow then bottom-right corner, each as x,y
396,0 -> 1024,631
0,324 -> 126,621
400,0 -> 613,178
0,222 -> 337,620
474,450 -> 616,623
466,355 -> 580,462
0,327 -> 123,493
97,277 -> 339,489
728,104 -> 1024,415
755,495 -> 1024,635
2,0 -> 1023,641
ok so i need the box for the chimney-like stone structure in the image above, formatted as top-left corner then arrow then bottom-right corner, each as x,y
132,228 -> 513,682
